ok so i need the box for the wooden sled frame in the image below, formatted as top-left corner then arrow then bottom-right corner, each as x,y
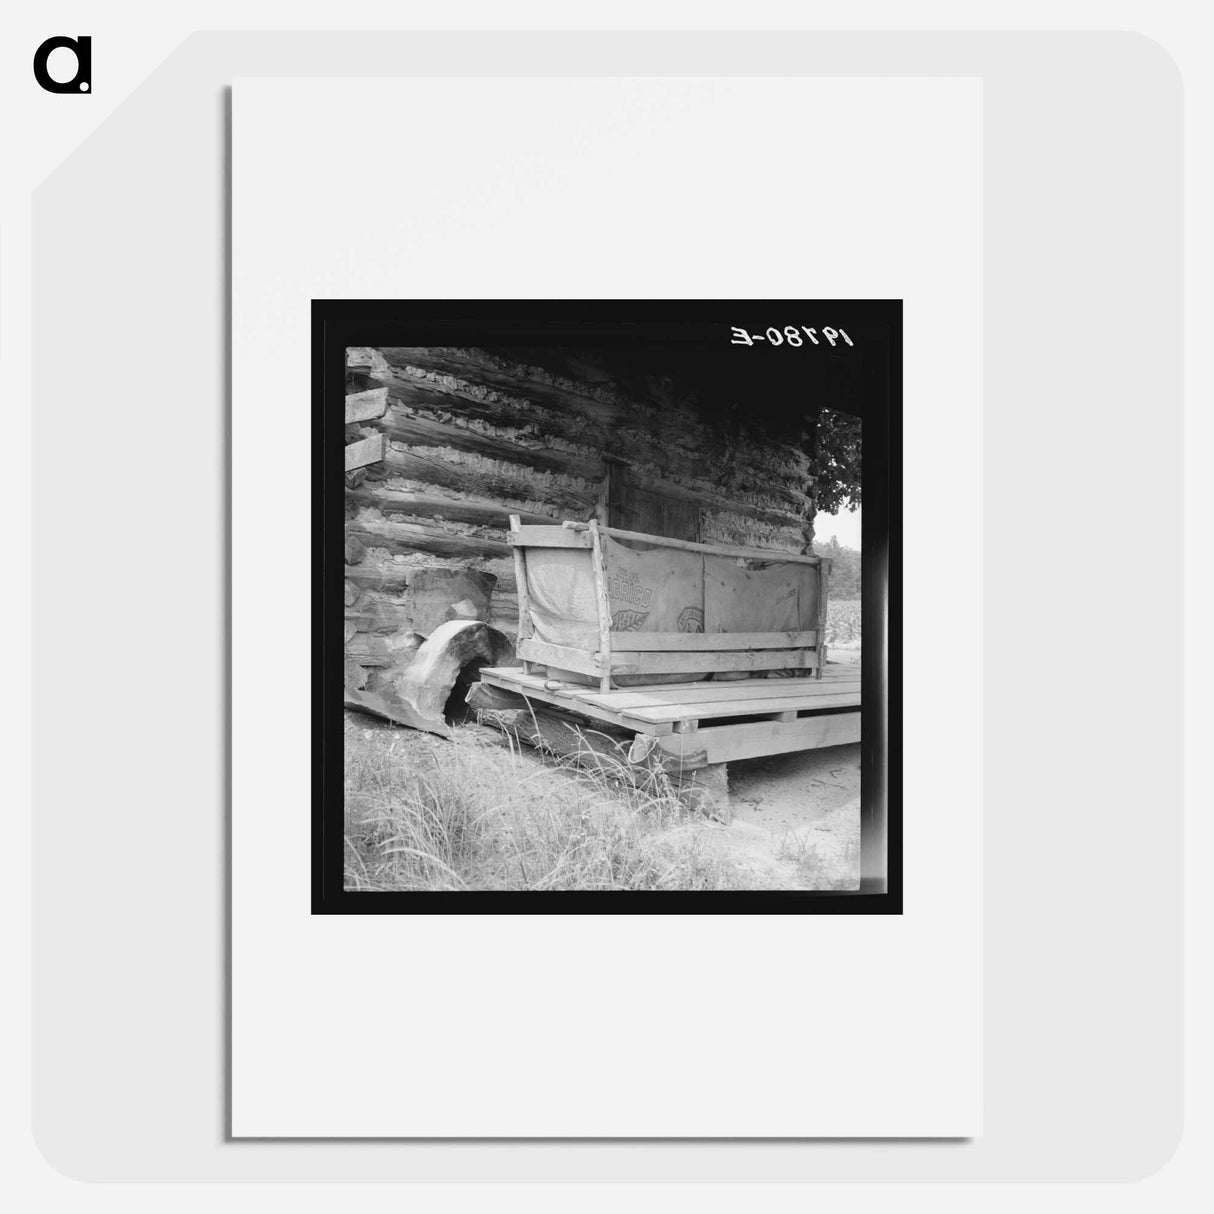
509,515 -> 831,692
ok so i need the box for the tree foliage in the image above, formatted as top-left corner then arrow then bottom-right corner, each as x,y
813,535 -> 862,598
812,408 -> 863,516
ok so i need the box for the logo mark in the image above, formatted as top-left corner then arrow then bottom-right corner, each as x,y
610,609 -> 650,633
677,606 -> 704,633
33,36 -> 91,93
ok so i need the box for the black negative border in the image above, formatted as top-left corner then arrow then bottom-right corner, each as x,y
311,300 -> 902,914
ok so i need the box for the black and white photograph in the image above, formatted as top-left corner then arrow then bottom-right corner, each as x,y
314,301 -> 899,909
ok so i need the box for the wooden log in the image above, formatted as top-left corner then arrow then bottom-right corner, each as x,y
371,354 -> 813,511
345,599 -> 406,634
348,485 -> 558,529
445,598 -> 482,622
626,470 -> 812,525
345,433 -> 386,471
379,379 -> 810,523
374,444 -> 599,515
473,671 -> 676,737
345,563 -> 409,593
466,681 -> 533,714
346,632 -> 392,666
364,349 -> 815,516
396,621 -> 516,723
380,409 -> 601,481
376,347 -> 626,424
344,688 -> 451,738
347,519 -> 511,561
407,566 -> 497,635
366,629 -> 426,697
468,686 -> 639,779
345,386 -> 389,424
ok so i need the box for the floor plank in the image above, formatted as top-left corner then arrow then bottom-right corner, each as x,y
619,692 -> 863,725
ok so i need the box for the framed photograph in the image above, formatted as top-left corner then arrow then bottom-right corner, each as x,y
314,301 -> 900,912
232,74 -> 980,1139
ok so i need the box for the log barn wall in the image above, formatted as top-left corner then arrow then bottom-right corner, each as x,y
343,345 -> 816,681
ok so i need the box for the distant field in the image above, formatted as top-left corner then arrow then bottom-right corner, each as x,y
826,599 -> 861,648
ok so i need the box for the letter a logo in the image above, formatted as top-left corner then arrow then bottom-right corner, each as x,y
33,36 -> 92,93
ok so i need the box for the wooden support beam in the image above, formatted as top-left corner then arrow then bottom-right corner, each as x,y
516,640 -> 600,678
506,525 -> 594,549
644,711 -> 861,766
510,516 -> 535,669
607,648 -> 820,676
346,346 -> 387,378
608,630 -> 818,652
514,637 -> 822,678
587,519 -> 614,694
595,525 -> 822,566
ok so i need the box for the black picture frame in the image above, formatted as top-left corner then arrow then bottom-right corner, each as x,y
312,300 -> 902,914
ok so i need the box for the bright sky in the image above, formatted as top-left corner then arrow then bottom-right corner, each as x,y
815,506 -> 862,550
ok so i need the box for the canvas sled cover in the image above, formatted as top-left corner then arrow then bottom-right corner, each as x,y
522,534 -> 820,685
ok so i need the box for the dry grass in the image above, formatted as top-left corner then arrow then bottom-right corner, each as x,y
344,722 -> 760,892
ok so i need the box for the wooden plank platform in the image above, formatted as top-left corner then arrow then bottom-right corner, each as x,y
477,664 -> 861,738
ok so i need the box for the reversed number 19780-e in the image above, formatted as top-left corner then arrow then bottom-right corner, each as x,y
730,325 -> 854,348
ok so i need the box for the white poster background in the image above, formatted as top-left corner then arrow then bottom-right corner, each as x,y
232,75 -> 982,1137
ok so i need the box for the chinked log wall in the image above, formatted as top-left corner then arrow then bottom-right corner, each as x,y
343,345 -> 816,676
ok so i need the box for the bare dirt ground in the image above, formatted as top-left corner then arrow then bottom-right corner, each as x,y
702,744 -> 861,888
694,651 -> 862,889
